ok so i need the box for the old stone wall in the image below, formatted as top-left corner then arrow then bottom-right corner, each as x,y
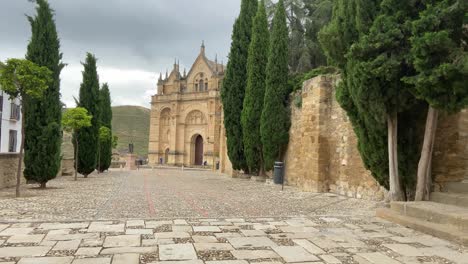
217,75 -> 467,200
283,75 -> 467,200
433,109 -> 468,188
0,154 -> 22,189
283,76 -> 386,200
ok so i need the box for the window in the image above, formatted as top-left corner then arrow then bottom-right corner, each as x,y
10,103 -> 20,121
199,80 -> 204,91
205,82 -> 209,91
9,130 -> 17,153
195,83 -> 198,91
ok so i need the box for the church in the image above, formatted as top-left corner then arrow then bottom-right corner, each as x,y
148,43 -> 225,167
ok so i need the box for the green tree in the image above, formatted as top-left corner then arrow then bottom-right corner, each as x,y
261,0 -> 291,171
221,0 -> 258,172
0,59 -> 51,197
404,0 -> 468,201
76,53 -> 100,177
241,0 -> 270,175
98,126 -> 112,172
318,0 -> 391,188
98,83 -> 112,172
62,107 -> 92,181
24,0 -> 65,188
346,0 -> 425,201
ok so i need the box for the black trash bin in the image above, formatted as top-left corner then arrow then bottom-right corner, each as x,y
274,161 -> 284,184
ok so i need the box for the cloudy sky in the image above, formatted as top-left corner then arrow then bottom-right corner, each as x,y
0,0 -> 241,108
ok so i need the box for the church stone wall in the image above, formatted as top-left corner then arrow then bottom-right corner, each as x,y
0,154 -> 24,189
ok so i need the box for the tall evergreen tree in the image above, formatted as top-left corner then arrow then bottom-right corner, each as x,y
241,0 -> 270,175
76,53 -> 100,177
24,0 -> 64,188
346,0 -> 425,201
221,0 -> 258,172
261,0 -> 290,171
98,83 -> 113,172
318,0 -> 390,187
405,0 -> 468,200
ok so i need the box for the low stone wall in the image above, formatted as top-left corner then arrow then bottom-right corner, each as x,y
0,153 -> 22,189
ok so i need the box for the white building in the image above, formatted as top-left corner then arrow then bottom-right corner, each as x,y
0,90 -> 22,153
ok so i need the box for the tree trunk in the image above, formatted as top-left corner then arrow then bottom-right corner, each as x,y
16,106 -> 25,198
388,113 -> 405,201
75,136 -> 78,181
40,182 -> 46,189
415,106 -> 438,201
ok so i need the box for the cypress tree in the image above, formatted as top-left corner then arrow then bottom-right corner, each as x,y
76,53 -> 100,177
241,0 -> 270,175
24,0 -> 64,188
221,0 -> 258,172
405,0 -> 468,200
261,0 -> 290,171
98,83 -> 113,172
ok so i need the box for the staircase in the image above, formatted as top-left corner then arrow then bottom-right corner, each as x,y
377,177 -> 468,246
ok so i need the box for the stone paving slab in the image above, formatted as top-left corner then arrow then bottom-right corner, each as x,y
0,216 -> 464,263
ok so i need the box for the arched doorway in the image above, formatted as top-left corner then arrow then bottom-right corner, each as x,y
194,135 -> 203,165
164,148 -> 169,164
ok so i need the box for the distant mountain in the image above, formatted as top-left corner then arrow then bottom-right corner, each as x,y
112,105 -> 150,157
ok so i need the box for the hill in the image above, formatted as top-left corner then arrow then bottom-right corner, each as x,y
112,105 -> 150,157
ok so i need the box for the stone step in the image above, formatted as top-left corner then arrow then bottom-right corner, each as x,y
376,208 -> 468,246
444,181 -> 468,193
431,192 -> 468,208
390,201 -> 468,232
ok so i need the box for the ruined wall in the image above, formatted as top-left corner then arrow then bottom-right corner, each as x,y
283,76 -> 386,200
0,154 -> 22,189
433,109 -> 468,188
218,75 -> 467,200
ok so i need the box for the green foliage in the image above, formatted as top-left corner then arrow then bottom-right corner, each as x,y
23,0 -> 65,185
76,53 -> 100,176
404,0 -> 468,113
112,135 -> 119,149
62,107 -> 92,132
0,59 -> 51,99
221,0 -> 258,172
98,83 -> 113,172
266,0 -> 333,73
289,66 -> 339,92
241,0 -> 270,174
261,0 -> 291,171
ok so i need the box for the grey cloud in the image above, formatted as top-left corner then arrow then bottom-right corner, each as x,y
0,0 -> 240,107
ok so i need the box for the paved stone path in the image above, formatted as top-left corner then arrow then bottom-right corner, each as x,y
0,169 -> 377,221
0,216 -> 467,263
0,169 -> 467,263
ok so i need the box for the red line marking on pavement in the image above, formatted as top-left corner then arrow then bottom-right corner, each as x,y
144,172 -> 157,217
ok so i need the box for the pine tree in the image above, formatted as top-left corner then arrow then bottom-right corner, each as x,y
221,0 -> 258,172
318,0 -> 390,188
405,0 -> 468,200
24,0 -> 64,188
98,83 -> 113,172
261,0 -> 291,171
76,53 -> 100,177
241,0 -> 270,175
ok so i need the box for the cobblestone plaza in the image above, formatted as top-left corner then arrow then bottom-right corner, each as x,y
0,169 -> 467,263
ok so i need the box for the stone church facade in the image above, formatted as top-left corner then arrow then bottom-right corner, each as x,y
148,44 -> 225,167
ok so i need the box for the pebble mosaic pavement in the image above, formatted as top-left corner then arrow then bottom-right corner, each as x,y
0,169 -> 466,263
